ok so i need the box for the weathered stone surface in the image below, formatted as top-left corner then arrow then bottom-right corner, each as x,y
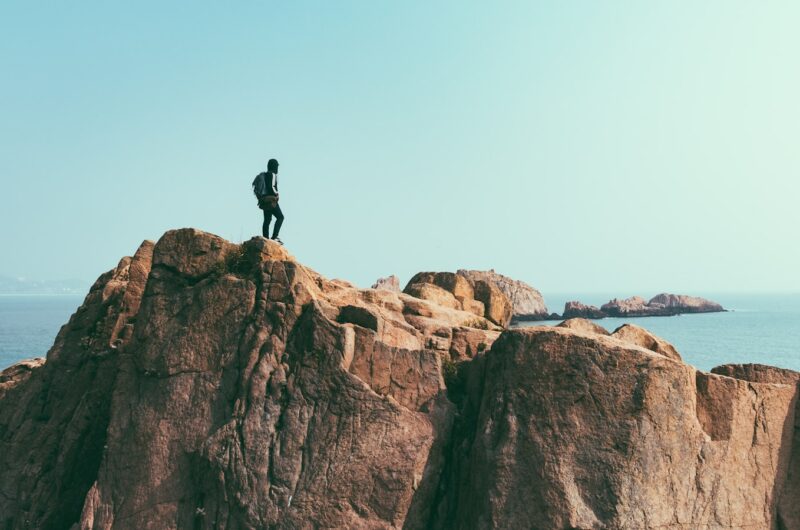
371,274 -> 400,292
456,269 -> 548,321
449,327 -> 501,362
472,280 -> 512,328
712,363 -> 800,529
0,229 -> 501,529
437,327 -> 798,529
0,358 -> 44,400
611,323 -> 682,361
711,363 -> 800,385
556,317 -> 610,336
404,282 -> 460,310
562,300 -> 606,319
404,270 -> 513,328
0,240 -> 155,529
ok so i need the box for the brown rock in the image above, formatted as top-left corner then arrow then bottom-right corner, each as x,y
1,228 -> 795,530
711,363 -> 800,529
432,272 -> 475,303
460,298 -> 485,318
472,280 -> 512,328
0,358 -> 44,400
456,269 -> 548,320
556,317 -> 610,336
611,323 -> 682,361
711,363 -> 800,385
438,327 -> 798,529
404,282 -> 460,310
449,327 -> 500,362
404,270 -> 512,328
0,228 -> 501,529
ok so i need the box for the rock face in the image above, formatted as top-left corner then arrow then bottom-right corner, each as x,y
0,229 -> 500,529
371,274 -> 400,292
0,228 -> 795,530
456,269 -> 549,321
610,323 -> 682,361
439,328 -> 798,529
403,271 -> 512,328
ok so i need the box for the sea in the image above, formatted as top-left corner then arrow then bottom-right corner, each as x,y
0,292 -> 798,373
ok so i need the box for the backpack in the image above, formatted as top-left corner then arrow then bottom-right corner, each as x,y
252,172 -> 269,198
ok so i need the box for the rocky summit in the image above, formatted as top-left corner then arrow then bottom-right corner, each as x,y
0,228 -> 797,529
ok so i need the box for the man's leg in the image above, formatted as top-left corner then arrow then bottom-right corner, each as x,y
271,204 -> 284,239
262,208 -> 272,238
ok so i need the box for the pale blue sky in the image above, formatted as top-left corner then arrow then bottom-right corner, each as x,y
1,1 -> 798,294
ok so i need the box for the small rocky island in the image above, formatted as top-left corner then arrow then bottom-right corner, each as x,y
562,293 -> 725,320
1,229 -> 790,530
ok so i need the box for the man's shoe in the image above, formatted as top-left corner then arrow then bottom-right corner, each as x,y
272,237 -> 283,245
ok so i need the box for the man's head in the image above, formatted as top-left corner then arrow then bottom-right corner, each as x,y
268,159 -> 279,173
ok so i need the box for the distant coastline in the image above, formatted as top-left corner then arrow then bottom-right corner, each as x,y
0,289 -> 89,296
0,275 -> 89,296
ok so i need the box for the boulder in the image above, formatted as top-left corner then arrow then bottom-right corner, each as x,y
404,271 -> 513,328
456,269 -> 548,321
472,280 -> 512,328
404,282 -> 460,310
610,323 -> 682,361
556,317 -> 610,336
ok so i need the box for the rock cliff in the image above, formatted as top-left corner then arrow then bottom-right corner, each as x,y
0,229 -> 795,530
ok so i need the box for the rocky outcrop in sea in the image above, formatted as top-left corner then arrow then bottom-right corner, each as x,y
559,293 -> 725,320
0,229 -> 793,529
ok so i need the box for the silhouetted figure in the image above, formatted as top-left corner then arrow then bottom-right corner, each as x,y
252,159 -> 284,244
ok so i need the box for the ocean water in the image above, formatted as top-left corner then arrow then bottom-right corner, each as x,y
0,293 -> 798,373
0,295 -> 84,369
516,293 -> 800,372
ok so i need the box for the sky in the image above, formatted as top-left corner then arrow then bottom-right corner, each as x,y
1,1 -> 799,295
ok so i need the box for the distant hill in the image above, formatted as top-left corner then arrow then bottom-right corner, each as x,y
0,275 -> 89,295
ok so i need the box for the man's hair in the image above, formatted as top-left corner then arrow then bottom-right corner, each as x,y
267,159 -> 279,172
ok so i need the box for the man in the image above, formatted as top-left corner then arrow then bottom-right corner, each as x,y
252,158 -> 284,244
